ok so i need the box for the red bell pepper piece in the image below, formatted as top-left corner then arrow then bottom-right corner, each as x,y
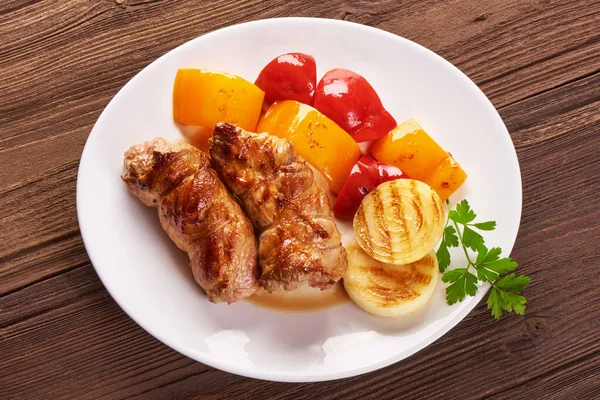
255,53 -> 317,106
333,155 -> 408,219
314,69 -> 397,143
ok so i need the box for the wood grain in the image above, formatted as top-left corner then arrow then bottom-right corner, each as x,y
1,0 -> 599,399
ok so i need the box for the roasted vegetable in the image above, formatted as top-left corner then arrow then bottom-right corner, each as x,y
344,240 -> 439,317
369,118 -> 447,180
369,118 -> 467,201
255,53 -> 317,106
173,69 -> 264,132
256,100 -> 361,194
353,179 -> 445,265
314,68 -> 396,142
422,154 -> 468,202
333,155 -> 408,220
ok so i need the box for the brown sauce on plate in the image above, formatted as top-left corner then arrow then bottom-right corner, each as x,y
247,282 -> 349,312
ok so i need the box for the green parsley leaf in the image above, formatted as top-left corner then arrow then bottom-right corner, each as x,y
487,276 -> 529,319
475,243 -> 488,265
437,242 -> 451,273
487,287 -> 503,319
482,257 -> 518,276
476,265 -> 498,282
443,268 -> 478,305
448,199 -> 476,224
442,268 -> 468,283
496,274 -> 531,293
481,247 -> 502,264
436,226 -> 459,272
500,291 -> 527,315
475,244 -> 500,265
475,246 -> 516,282
443,226 -> 459,247
462,226 -> 484,251
472,221 -> 496,231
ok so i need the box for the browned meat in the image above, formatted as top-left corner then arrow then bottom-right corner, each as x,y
121,138 -> 258,303
210,123 -> 347,292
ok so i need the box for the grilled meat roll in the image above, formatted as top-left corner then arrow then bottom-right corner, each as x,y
210,123 -> 347,292
121,138 -> 258,303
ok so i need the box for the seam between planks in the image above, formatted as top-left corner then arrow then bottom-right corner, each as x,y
0,228 -> 81,272
0,257 -> 88,300
0,261 -> 95,329
497,68 -> 600,112
114,367 -> 213,400
482,348 -> 600,399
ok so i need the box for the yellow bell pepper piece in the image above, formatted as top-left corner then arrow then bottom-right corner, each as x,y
370,118 -> 467,201
369,118 -> 448,181
173,69 -> 264,132
257,100 -> 361,194
422,154 -> 467,201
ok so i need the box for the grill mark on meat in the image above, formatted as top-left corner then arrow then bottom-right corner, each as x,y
274,196 -> 330,240
260,185 -> 271,205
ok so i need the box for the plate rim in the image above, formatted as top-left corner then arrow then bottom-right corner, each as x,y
76,17 -> 522,382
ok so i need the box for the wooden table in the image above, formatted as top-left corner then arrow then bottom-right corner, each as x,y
1,1 -> 599,398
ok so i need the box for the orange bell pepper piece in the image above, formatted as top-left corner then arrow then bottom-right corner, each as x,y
257,100 -> 361,194
370,118 -> 467,201
422,154 -> 468,201
369,118 -> 448,181
173,69 -> 264,132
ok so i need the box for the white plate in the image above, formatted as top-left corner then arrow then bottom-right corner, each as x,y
77,18 -> 521,382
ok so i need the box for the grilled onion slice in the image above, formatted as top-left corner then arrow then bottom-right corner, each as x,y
344,240 -> 439,317
353,179 -> 445,265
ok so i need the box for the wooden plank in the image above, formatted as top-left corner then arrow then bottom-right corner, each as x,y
1,70 -> 598,399
0,161 -> 86,294
492,351 -> 600,399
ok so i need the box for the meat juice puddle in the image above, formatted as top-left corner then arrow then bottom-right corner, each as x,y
247,281 -> 349,311
247,167 -> 356,312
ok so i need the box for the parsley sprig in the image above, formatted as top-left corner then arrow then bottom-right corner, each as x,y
436,199 -> 531,319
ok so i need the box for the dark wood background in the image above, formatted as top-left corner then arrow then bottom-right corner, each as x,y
1,0 -> 599,398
